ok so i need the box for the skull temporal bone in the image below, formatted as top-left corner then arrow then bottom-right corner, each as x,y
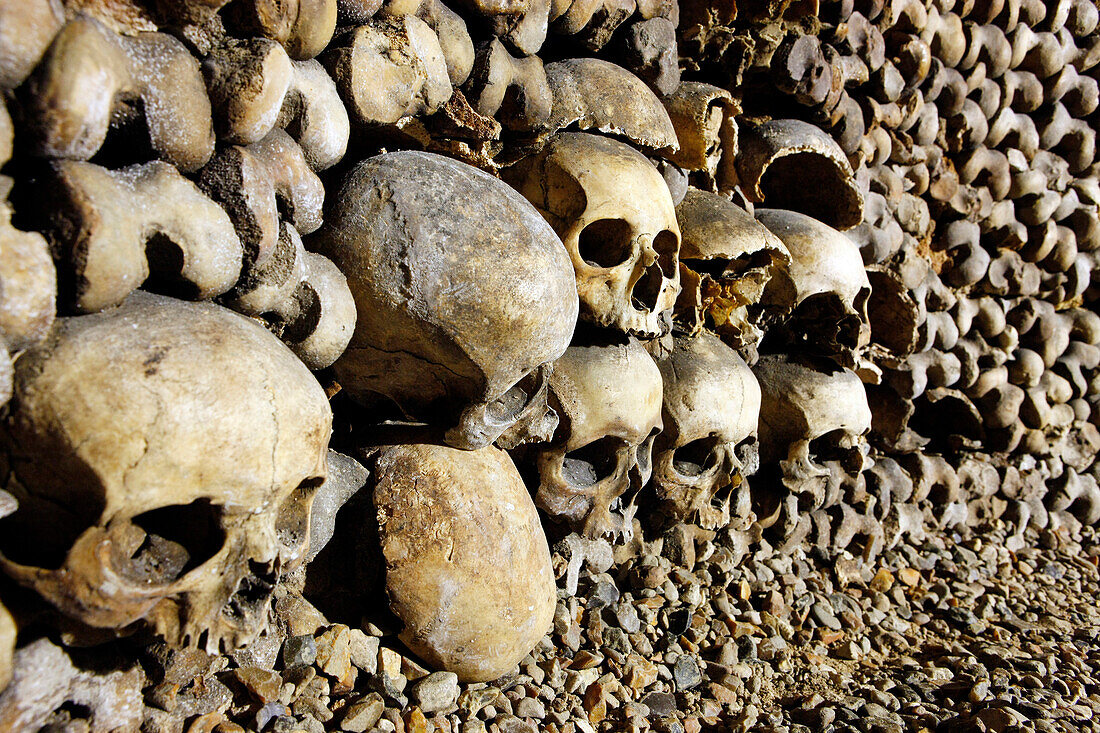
0,292 -> 331,652
505,132 -> 681,338
532,335 -> 663,540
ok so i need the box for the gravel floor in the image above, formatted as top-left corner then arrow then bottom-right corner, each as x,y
48,517 -> 1091,733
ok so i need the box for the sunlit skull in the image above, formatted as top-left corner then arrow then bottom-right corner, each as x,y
674,188 -> 793,350
529,334 -> 663,540
0,292 -> 331,652
312,150 -> 578,450
651,332 -> 761,530
505,132 -> 681,339
756,208 -> 871,366
753,354 -> 872,510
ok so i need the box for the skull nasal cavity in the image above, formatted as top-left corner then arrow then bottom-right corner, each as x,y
563,437 -> 622,487
126,500 -> 225,583
578,218 -> 634,268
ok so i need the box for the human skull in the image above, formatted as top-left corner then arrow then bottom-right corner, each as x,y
0,292 -> 331,652
529,334 -> 663,540
505,132 -> 681,339
753,354 -> 872,510
651,332 -> 761,530
674,188 -> 794,350
312,150 -> 578,451
757,208 -> 872,366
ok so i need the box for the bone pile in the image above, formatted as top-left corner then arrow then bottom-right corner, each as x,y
0,0 -> 1097,730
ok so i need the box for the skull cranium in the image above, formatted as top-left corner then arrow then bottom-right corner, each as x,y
505,132 -> 681,338
0,292 -> 331,652
527,334 -> 663,540
651,331 -> 761,530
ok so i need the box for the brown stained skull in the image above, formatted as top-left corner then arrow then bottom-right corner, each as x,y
531,335 -> 663,540
505,132 -> 681,339
756,209 -> 872,367
0,292 -> 331,652
754,354 -> 873,511
652,332 -> 761,530
312,150 -> 578,450
674,188 -> 793,350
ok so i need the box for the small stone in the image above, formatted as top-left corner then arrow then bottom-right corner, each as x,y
836,640 -> 862,660
642,692 -> 676,717
625,654 -> 658,691
404,707 -> 430,733
283,635 -> 317,669
587,577 -> 621,609
254,703 -> 290,731
315,625 -> 357,691
572,650 -> 604,669
410,671 -> 460,713
232,667 -> 282,704
347,630 -> 379,675
976,707 -> 1013,733
672,656 -> 702,691
869,568 -> 895,592
811,603 -> 842,631
898,567 -> 921,587
340,693 -> 385,733
583,682 -> 607,724
232,632 -> 284,670
514,697 -> 546,718
379,647 -> 404,678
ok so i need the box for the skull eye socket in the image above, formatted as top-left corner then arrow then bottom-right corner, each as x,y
672,436 -> 721,477
562,436 -> 624,487
120,499 -> 225,584
577,218 -> 635,268
808,429 -> 860,468
652,230 -> 679,275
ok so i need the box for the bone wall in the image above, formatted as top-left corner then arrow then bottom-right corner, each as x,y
0,0 -> 1096,712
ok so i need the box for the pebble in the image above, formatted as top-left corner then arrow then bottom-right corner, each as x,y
409,671 -> 459,712
283,635 -> 317,669
341,693 -> 385,733
672,656 -> 702,691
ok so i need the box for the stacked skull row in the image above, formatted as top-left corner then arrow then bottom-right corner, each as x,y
0,0 -> 1094,694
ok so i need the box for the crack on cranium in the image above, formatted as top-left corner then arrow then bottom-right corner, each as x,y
259,365 -> 280,493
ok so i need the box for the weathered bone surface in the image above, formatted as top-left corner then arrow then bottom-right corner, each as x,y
757,208 -> 871,366
370,442 -> 555,682
674,188 -> 792,349
661,82 -> 739,190
505,132 -> 680,339
754,354 -> 872,514
0,292 -> 331,651
651,332 -> 760,530
199,129 -> 324,267
312,150 -> 578,450
0,0 -> 64,91
737,119 -> 864,231
20,16 -> 215,171
538,58 -> 679,153
463,38 -> 552,130
224,0 -> 339,60
0,639 -> 143,731
323,15 -> 452,126
0,203 -> 55,394
226,223 -> 356,370
203,38 -> 351,171
22,159 -> 243,314
528,335 -> 663,540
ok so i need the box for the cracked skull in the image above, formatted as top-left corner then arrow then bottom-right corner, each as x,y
505,132 -> 681,338
674,188 -> 793,350
313,150 -> 578,451
528,334 -> 663,540
652,332 -> 761,531
0,292 -> 331,652
757,208 -> 871,366
753,354 -> 872,515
